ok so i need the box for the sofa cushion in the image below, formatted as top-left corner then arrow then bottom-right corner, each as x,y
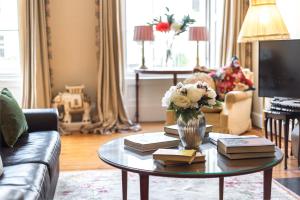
1,131 -> 61,179
0,88 -> 28,147
0,163 -> 50,200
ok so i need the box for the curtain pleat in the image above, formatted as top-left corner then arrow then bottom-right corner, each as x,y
18,0 -> 52,108
82,0 -> 137,134
219,0 -> 252,69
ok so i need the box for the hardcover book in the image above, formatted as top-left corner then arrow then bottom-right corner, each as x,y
153,149 -> 197,164
217,137 -> 275,154
209,132 -> 258,145
218,146 -> 275,160
124,132 -> 180,152
155,152 -> 205,166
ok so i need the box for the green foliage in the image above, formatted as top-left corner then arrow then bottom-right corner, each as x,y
148,7 -> 195,36
175,108 -> 201,124
175,15 -> 196,35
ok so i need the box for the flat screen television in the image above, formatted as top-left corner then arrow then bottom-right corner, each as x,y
259,39 -> 300,98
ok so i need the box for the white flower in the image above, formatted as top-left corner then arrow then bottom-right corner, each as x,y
176,82 -> 184,89
171,93 -> 191,108
171,22 -> 182,32
207,88 -> 217,99
161,86 -> 176,107
208,98 -> 216,106
187,85 -> 206,103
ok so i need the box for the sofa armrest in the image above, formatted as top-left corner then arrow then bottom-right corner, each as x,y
224,91 -> 252,109
23,109 -> 59,132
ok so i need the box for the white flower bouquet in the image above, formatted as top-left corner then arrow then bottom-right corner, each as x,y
162,82 -> 217,122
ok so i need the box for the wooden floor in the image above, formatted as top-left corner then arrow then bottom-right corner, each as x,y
60,122 -> 300,179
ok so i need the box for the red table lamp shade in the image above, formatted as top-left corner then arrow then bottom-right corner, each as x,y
189,27 -> 209,41
133,26 -> 154,41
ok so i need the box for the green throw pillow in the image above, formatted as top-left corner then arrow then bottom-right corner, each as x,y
0,88 -> 28,147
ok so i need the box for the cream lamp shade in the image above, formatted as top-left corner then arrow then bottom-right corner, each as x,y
189,27 -> 209,41
133,26 -> 154,41
189,27 -> 209,67
238,0 -> 289,43
133,26 -> 154,69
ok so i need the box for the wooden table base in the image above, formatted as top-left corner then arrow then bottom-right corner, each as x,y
120,170 -> 274,200
122,170 -> 127,200
139,174 -> 149,200
263,169 -> 273,200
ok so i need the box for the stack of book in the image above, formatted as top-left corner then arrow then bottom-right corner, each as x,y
124,132 -> 180,152
153,149 -> 205,166
217,137 -> 275,159
164,124 -> 213,137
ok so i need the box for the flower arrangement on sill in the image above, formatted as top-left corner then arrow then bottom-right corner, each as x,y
162,81 -> 217,123
149,7 -> 195,67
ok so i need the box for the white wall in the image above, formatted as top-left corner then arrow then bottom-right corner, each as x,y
278,0 -> 300,39
251,0 -> 300,127
49,0 -> 98,102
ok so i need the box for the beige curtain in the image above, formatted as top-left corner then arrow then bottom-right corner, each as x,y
82,0 -> 135,134
18,0 -> 52,108
219,0 -> 252,69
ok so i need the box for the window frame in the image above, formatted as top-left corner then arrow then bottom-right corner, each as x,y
123,0 -> 224,79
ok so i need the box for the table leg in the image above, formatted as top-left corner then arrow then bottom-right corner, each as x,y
139,174 -> 149,200
279,120 -> 282,148
219,177 -> 224,200
122,170 -> 127,200
270,118 -> 273,142
173,74 -> 177,85
264,117 -> 269,139
274,120 -> 278,146
135,73 -> 139,123
263,168 -> 273,200
284,119 -> 290,170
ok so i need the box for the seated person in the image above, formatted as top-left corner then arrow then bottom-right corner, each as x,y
210,56 -> 254,100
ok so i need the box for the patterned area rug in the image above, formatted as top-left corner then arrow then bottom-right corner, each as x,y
54,170 -> 299,200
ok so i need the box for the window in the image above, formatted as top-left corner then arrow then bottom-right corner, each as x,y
0,0 -> 21,102
125,0 -> 224,74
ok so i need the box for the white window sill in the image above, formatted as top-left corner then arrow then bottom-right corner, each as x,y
125,73 -> 192,81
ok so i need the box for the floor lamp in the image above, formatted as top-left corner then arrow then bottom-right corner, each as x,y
238,0 -> 289,130
133,26 -> 154,69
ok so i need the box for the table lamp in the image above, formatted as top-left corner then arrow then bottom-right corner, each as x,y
133,26 -> 154,69
189,26 -> 209,68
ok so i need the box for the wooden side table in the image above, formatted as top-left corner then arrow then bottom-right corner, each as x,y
134,68 -> 193,123
264,110 -> 300,169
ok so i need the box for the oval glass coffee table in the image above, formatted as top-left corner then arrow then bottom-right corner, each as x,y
98,136 -> 283,200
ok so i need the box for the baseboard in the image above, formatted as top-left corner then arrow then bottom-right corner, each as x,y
252,112 -> 263,128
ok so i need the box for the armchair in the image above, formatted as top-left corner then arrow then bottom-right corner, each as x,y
178,69 -> 254,135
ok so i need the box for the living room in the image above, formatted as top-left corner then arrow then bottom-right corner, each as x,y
1,0 -> 300,199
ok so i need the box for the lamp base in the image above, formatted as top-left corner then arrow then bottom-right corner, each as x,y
139,65 -> 148,69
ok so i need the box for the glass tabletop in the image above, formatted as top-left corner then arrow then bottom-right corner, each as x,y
98,136 -> 283,178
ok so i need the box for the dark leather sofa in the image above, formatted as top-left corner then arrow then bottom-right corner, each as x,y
0,109 -> 61,200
